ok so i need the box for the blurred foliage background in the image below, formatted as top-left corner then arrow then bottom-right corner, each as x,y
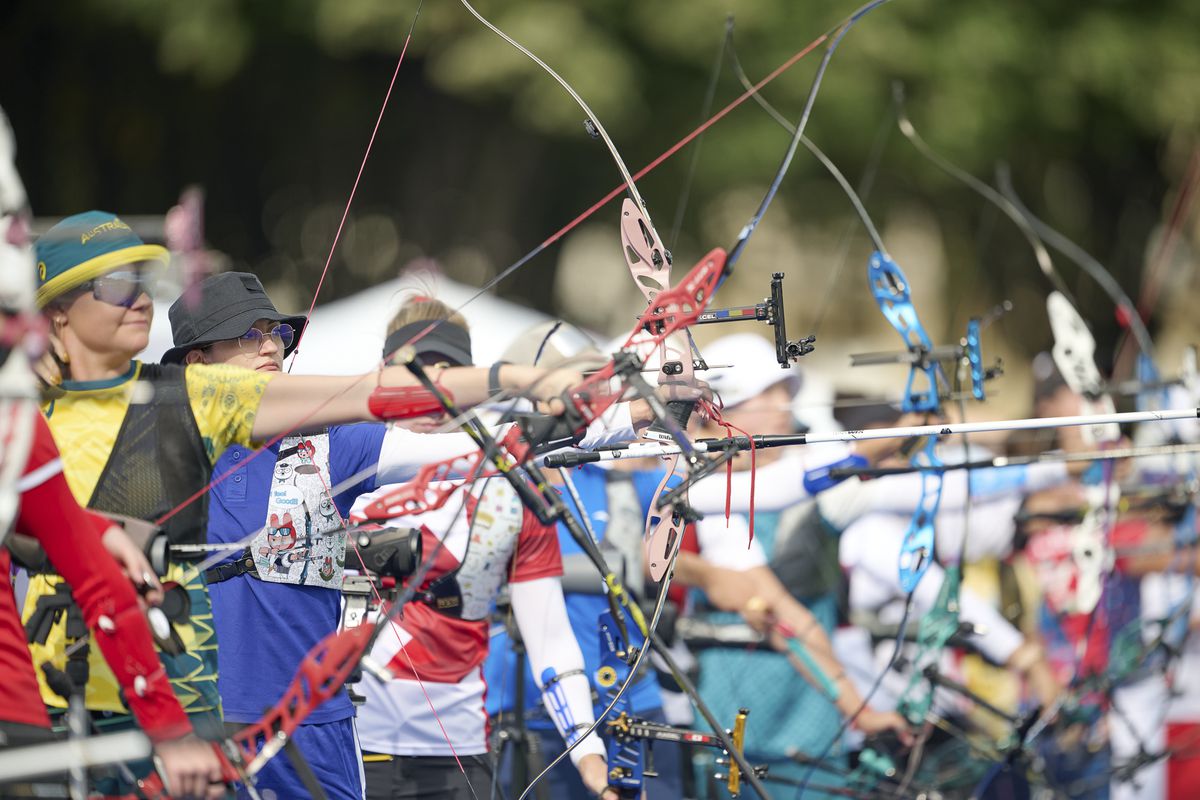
1,0 -> 1197,411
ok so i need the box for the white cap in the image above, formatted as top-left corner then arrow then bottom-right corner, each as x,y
702,333 -> 801,410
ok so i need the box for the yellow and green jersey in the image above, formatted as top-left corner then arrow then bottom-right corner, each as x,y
25,360 -> 271,714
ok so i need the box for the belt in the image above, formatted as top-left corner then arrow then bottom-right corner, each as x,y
204,554 -> 260,585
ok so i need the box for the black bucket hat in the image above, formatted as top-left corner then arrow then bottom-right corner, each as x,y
162,272 -> 307,364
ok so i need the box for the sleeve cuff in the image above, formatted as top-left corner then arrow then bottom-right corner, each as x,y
568,729 -> 609,767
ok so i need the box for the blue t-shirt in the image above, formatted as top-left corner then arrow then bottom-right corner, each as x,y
207,423 -> 385,724
484,465 -> 666,721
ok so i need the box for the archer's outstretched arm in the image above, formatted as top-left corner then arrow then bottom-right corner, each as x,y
250,363 -> 581,440
677,515 -> 910,739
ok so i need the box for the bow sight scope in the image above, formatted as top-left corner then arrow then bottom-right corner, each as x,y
345,525 -> 423,579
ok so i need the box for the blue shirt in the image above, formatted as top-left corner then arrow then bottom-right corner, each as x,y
207,423 -> 385,724
484,465 -> 665,721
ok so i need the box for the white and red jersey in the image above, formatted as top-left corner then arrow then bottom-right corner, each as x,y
350,478 -> 563,757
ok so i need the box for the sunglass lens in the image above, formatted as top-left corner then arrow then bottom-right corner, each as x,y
274,324 -> 295,348
94,269 -> 156,307
94,276 -> 138,307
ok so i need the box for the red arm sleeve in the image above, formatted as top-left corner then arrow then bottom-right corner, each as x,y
15,417 -> 192,743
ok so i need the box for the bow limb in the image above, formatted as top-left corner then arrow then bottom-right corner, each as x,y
456,0 -> 660,237
892,84 -> 1072,302
455,0 -> 704,591
726,0 -> 895,271
995,167 -> 1159,371
725,31 -> 886,256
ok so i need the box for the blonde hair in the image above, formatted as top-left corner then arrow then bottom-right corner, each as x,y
386,293 -> 468,337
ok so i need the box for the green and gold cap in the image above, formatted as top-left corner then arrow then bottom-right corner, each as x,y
35,210 -> 168,308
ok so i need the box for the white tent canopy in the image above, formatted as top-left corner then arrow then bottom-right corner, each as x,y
143,275 -> 551,375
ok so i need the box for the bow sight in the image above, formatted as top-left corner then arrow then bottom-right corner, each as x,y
695,272 -> 815,369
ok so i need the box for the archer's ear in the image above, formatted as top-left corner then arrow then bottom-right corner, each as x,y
183,349 -> 207,365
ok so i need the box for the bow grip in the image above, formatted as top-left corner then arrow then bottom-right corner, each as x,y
642,396 -> 696,443
136,741 -> 240,799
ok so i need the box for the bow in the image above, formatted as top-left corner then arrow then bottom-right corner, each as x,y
595,610 -> 759,798
889,84 -> 1200,792
716,21 -> 985,797
190,251 -> 759,798
121,2 -> 897,793
996,173 -> 1200,787
422,2 -> 894,792
385,351 -> 774,800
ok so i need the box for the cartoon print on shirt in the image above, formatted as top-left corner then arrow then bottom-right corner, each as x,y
318,495 -> 337,523
273,461 -> 294,484
262,512 -> 303,575
254,432 -> 347,589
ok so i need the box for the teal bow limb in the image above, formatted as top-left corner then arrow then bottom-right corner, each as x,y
897,564 -> 962,726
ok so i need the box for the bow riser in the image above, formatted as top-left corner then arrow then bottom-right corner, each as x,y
232,623 -> 373,773
1046,291 -> 1121,444
596,611 -> 643,795
568,247 -> 727,426
867,250 -> 947,594
868,251 -> 946,414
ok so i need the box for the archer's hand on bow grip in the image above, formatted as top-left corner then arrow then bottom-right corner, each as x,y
562,248 -> 728,430
135,740 -> 240,800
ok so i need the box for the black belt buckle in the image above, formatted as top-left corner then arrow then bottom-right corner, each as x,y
205,553 -> 258,585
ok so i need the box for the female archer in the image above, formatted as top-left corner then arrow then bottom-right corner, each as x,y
349,298 -> 619,800
27,211 -> 583,791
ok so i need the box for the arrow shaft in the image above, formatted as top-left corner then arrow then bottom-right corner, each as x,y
545,407 -> 1200,464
